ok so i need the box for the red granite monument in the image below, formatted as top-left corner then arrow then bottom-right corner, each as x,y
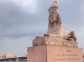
27,0 -> 83,62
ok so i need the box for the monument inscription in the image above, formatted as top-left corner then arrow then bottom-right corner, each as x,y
47,46 -> 83,62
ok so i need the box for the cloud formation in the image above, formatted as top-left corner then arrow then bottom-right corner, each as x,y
0,0 -> 84,56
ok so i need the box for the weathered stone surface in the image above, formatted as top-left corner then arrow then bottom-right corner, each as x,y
47,46 -> 83,62
32,33 -> 77,47
32,0 -> 78,47
27,46 -> 47,62
33,26 -> 77,47
27,46 -> 83,62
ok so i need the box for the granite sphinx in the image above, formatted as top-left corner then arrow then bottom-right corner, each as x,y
32,0 -> 77,47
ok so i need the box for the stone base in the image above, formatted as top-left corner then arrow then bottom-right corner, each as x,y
27,45 -> 83,62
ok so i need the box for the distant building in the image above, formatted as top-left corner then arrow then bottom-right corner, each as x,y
0,56 -> 2,60
2,55 -> 6,59
0,53 -> 15,60
0,56 -> 27,62
6,53 -> 15,58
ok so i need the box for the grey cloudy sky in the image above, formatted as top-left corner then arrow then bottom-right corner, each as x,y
0,0 -> 84,56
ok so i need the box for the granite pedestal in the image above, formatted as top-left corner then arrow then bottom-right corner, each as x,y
27,45 -> 83,62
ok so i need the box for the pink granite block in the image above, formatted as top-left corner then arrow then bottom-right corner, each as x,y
27,46 -> 47,62
47,46 -> 83,62
27,45 -> 83,62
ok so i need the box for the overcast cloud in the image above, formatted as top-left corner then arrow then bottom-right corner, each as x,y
0,0 -> 84,56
